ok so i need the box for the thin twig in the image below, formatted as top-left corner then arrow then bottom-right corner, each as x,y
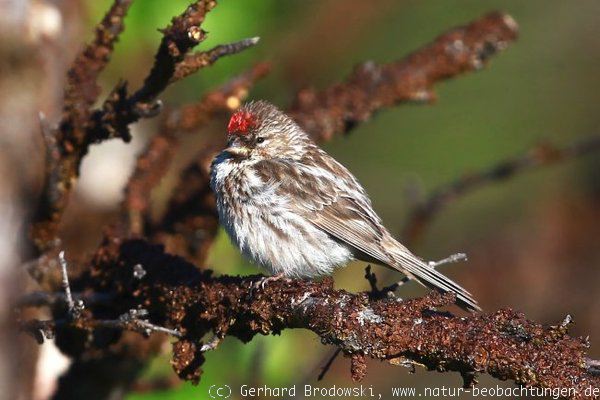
318,348 -> 342,381
58,251 -> 76,317
100,309 -> 182,338
429,253 -> 468,269
21,309 -> 182,343
403,135 -> 600,243
172,36 -> 261,82
378,253 -> 468,294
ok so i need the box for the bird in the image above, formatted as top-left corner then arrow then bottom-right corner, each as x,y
209,100 -> 480,311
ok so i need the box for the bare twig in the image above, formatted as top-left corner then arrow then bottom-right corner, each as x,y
58,251 -> 76,317
402,135 -> 600,243
366,253 -> 468,297
20,309 -> 182,344
172,36 -> 261,82
98,309 -> 182,338
318,347 -> 342,381
429,253 -> 468,268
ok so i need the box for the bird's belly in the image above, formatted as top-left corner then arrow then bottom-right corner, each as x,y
222,205 -> 353,278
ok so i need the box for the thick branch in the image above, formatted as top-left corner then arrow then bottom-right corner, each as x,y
289,12 -> 518,141
31,0 -> 133,254
36,238 -> 598,397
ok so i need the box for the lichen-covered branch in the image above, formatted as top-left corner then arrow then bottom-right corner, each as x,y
30,238 -> 597,398
62,0 -> 133,137
289,12 -> 519,141
31,0 -> 133,254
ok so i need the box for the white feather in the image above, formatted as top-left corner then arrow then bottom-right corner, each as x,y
211,154 -> 353,278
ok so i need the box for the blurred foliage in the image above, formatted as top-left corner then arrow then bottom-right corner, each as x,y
77,0 -> 600,398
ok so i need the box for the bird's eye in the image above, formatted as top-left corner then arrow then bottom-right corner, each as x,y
256,137 -> 265,144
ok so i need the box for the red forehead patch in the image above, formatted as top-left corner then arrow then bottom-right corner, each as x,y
227,111 -> 255,135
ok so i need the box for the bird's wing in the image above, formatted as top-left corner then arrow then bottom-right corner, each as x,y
307,194 -> 393,265
254,152 -> 393,265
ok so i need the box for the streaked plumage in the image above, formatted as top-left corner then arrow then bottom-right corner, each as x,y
210,100 -> 480,311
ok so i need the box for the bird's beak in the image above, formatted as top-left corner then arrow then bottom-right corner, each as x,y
224,140 -> 250,158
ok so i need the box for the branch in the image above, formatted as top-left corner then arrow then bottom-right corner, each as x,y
289,12 -> 519,141
31,0 -> 133,254
20,252 -> 181,344
84,0 -> 220,143
35,238 -> 598,396
172,37 -> 261,82
402,135 -> 600,243
62,0 -> 133,136
129,0 -> 216,104
20,311 -> 182,345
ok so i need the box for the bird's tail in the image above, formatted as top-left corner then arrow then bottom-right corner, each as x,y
383,236 -> 481,312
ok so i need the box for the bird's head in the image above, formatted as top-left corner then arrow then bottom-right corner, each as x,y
225,100 -> 309,161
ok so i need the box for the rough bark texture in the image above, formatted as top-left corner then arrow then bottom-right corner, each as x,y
45,238 -> 596,399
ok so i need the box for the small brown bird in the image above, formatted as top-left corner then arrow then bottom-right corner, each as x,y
210,100 -> 480,311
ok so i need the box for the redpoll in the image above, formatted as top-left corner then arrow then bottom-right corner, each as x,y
210,100 -> 480,311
